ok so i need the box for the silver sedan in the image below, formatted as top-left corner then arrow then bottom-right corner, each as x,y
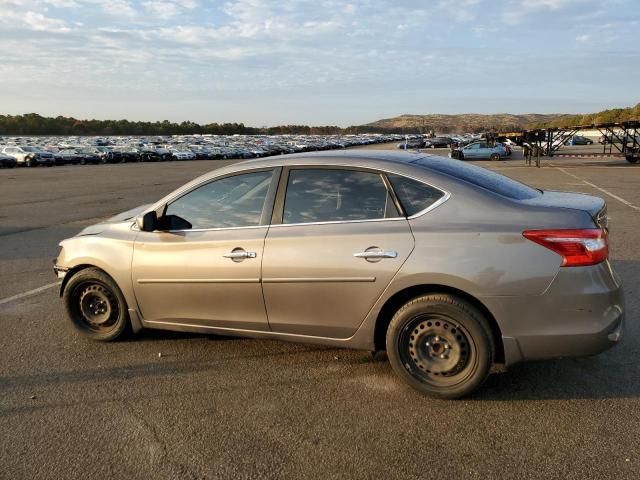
54,151 -> 624,398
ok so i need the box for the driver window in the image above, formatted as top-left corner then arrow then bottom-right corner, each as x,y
165,170 -> 273,229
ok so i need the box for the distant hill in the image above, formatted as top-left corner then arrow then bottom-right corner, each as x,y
533,103 -> 640,128
365,103 -> 640,133
365,113 -> 573,134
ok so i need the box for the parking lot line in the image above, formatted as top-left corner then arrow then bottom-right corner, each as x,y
555,167 -> 640,212
0,281 -> 61,306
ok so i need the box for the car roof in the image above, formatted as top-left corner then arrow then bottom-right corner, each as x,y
174,150 -> 451,199
228,149 -> 438,171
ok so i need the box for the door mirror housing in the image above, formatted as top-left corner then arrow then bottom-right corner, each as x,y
137,211 -> 158,232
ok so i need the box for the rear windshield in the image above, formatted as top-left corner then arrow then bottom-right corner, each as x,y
412,156 -> 541,200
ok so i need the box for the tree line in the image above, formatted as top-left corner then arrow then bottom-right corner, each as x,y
534,103 -> 640,129
0,113 -> 392,136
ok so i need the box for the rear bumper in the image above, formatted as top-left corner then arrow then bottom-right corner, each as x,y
482,261 -> 625,365
509,307 -> 624,362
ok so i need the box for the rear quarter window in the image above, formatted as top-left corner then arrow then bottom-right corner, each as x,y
412,157 -> 540,200
387,174 -> 445,216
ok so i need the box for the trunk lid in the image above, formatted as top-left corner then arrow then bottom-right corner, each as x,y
520,191 -> 608,229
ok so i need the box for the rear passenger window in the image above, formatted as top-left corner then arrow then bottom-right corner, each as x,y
283,169 -> 393,224
388,174 -> 445,216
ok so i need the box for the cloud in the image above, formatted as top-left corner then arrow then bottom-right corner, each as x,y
502,0 -> 586,25
142,1 -> 181,19
24,10 -> 71,30
43,0 -> 79,6
100,0 -> 137,18
0,8 -> 71,32
520,0 -> 580,8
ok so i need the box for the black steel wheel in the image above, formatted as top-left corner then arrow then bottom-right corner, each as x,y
63,268 -> 129,341
386,294 -> 494,399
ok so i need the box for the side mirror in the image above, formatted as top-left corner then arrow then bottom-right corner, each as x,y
137,211 -> 158,232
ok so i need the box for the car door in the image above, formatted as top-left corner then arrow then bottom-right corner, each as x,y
132,168 -> 279,330
463,143 -> 480,158
261,167 -> 414,339
477,143 -> 492,158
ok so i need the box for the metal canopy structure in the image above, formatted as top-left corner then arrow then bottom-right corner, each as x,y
499,120 -> 640,159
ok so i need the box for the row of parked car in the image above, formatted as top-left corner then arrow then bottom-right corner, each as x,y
0,133 -> 405,168
397,134 -> 483,150
396,134 -> 513,161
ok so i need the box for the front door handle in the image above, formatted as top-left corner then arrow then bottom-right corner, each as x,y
353,250 -> 398,259
223,250 -> 257,259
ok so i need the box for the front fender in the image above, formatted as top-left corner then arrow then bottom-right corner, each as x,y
56,226 -> 137,312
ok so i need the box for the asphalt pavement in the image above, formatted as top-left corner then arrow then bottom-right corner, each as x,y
1,150 -> 639,479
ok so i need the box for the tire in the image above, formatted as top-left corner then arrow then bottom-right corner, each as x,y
490,153 -> 500,161
63,268 -> 130,341
386,294 -> 494,399
627,156 -> 638,164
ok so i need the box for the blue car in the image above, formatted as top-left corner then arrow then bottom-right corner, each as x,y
566,136 -> 594,146
452,142 -> 507,161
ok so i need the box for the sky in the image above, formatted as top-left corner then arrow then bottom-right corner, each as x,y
0,0 -> 638,127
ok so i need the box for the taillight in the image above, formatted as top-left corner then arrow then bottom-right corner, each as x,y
522,229 -> 608,267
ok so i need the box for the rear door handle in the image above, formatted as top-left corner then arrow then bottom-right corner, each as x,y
223,251 -> 257,259
353,251 -> 397,259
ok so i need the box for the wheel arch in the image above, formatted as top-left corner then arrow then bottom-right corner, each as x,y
60,263 -> 143,334
60,264 -> 116,297
373,284 -> 505,364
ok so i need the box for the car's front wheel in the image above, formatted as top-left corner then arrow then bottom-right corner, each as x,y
490,153 -> 500,161
386,294 -> 494,399
63,268 -> 130,341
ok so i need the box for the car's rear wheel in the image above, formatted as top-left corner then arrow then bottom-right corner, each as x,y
490,153 -> 500,161
63,268 -> 129,341
386,294 -> 494,399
